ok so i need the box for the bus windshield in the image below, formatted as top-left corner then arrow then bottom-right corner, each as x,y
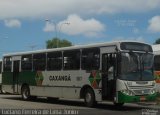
120,52 -> 154,81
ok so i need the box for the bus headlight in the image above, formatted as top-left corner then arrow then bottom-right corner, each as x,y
150,88 -> 156,94
121,89 -> 135,96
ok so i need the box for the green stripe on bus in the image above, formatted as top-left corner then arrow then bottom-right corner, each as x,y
19,71 -> 37,86
118,91 -> 157,103
2,71 -> 37,86
2,72 -> 13,85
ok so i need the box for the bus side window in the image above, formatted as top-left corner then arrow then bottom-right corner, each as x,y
81,48 -> 100,70
3,57 -> 12,72
33,53 -> 46,71
47,52 -> 62,70
21,55 -> 32,71
63,50 -> 80,70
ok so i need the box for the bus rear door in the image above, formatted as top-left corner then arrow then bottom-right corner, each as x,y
12,56 -> 21,93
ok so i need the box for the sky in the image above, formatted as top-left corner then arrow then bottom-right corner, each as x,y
0,0 -> 160,57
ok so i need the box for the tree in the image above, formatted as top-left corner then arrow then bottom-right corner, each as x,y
46,38 -> 72,49
154,38 -> 160,44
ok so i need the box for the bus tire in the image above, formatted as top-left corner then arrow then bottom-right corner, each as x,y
1,90 -> 6,94
84,88 -> 96,107
21,85 -> 30,100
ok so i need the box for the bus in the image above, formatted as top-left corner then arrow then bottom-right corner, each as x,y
1,41 -> 157,107
152,44 -> 160,93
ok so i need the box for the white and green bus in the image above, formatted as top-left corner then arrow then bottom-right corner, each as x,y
1,41 -> 157,107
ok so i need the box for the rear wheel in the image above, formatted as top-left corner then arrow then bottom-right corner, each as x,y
1,90 -> 6,94
21,85 -> 30,100
84,88 -> 96,107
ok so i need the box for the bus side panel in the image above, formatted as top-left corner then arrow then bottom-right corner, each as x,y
18,71 -> 37,86
62,87 -> 80,99
30,86 -> 62,98
2,72 -> 13,85
2,72 -> 13,93
29,86 -> 81,99
15,70 -> 102,101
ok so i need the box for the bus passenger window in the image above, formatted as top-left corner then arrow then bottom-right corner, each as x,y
21,55 -> 32,71
33,53 -> 46,71
47,52 -> 62,70
3,57 -> 12,72
81,48 -> 100,70
63,50 -> 80,70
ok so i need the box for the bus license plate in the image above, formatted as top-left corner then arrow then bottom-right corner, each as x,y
140,96 -> 146,101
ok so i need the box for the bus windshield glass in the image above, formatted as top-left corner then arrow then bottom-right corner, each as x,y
120,42 -> 153,52
120,52 -> 154,81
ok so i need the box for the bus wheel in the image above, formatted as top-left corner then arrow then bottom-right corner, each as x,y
1,90 -> 6,94
84,88 -> 96,107
21,85 -> 30,100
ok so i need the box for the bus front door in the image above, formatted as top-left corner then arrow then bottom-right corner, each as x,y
13,60 -> 20,93
102,53 -> 117,100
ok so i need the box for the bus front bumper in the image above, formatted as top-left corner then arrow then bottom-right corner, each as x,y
118,91 -> 157,103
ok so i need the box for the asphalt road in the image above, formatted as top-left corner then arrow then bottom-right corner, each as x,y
0,94 -> 160,115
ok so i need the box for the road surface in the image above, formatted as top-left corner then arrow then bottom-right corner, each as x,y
0,94 -> 159,115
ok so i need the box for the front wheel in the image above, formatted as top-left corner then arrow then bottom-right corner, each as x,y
21,85 -> 30,100
84,88 -> 96,107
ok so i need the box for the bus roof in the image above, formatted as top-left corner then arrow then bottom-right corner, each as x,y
3,40 -> 149,57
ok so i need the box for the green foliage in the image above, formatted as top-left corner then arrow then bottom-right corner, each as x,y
154,38 -> 160,44
46,38 -> 72,49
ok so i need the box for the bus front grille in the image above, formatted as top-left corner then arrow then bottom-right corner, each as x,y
132,89 -> 151,95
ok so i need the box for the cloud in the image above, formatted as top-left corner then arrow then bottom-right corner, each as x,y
0,0 -> 159,19
133,28 -> 139,34
4,19 -> 21,28
50,14 -> 105,37
113,36 -> 145,42
43,21 -> 55,32
148,16 -> 160,33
